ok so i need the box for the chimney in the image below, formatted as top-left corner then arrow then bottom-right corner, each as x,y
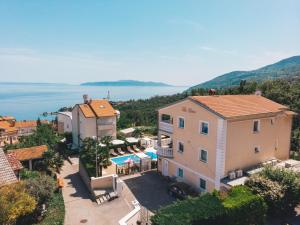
83,94 -> 88,104
208,89 -> 216,96
254,90 -> 262,96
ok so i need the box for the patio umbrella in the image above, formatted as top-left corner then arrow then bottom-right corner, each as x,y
125,137 -> 139,144
111,139 -> 125,146
124,158 -> 134,174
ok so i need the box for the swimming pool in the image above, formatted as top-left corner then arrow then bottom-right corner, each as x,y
145,148 -> 158,160
110,154 -> 140,166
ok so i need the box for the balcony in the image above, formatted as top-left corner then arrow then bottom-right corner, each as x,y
159,121 -> 173,133
157,146 -> 173,158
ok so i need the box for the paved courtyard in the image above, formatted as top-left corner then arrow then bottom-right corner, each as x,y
61,158 -> 134,225
121,171 -> 175,211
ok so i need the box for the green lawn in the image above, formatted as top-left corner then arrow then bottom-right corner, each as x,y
36,191 -> 65,225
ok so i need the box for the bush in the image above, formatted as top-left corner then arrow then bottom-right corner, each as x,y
245,175 -> 284,214
151,186 -> 266,225
222,186 -> 267,225
24,174 -> 57,205
249,166 -> 300,216
0,182 -> 36,225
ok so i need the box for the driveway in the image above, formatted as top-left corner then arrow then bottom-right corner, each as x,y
121,171 -> 175,212
61,157 -> 134,225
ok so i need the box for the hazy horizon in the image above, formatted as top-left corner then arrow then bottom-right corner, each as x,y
0,1 -> 299,86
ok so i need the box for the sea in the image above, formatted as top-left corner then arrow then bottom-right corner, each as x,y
0,83 -> 187,120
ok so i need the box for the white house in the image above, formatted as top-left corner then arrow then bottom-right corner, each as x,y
72,95 -> 118,148
57,112 -> 72,134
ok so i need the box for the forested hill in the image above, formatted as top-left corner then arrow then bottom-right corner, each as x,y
189,55 -> 300,90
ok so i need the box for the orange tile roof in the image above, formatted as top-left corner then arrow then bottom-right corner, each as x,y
14,120 -> 37,128
190,95 -> 290,119
79,99 -> 116,118
0,116 -> 15,121
79,104 -> 95,118
0,121 -> 18,133
8,145 -> 48,161
5,152 -> 23,171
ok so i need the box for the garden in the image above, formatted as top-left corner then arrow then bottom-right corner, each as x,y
0,123 -> 67,225
151,166 -> 300,225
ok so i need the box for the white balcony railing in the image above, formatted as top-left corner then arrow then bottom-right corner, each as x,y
159,121 -> 173,133
157,146 -> 173,158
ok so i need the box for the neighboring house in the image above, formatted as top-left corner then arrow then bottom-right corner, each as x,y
14,120 -> 49,136
0,121 -> 18,147
8,145 -> 48,170
157,95 -> 296,192
0,148 -> 18,187
72,95 -> 118,148
6,152 -> 23,178
57,112 -> 72,134
14,120 -> 38,136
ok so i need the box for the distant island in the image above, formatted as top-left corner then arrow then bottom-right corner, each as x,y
81,80 -> 172,87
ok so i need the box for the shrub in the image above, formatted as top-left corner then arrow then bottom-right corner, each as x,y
0,182 -> 36,225
151,186 -> 266,225
222,186 -> 267,225
260,166 -> 300,215
20,168 -> 40,179
245,175 -> 284,214
24,174 -> 56,205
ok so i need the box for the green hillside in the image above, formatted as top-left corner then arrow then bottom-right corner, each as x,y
190,55 -> 300,90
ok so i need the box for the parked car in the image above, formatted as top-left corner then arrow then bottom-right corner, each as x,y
167,182 -> 198,200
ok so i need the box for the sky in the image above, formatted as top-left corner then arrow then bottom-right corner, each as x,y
0,0 -> 299,86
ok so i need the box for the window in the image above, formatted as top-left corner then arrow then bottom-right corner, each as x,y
178,141 -> 184,153
200,178 -> 206,191
178,117 -> 185,129
161,114 -> 172,124
254,146 -> 261,153
200,149 -> 208,163
253,120 -> 260,133
200,121 -> 209,135
177,168 -> 184,178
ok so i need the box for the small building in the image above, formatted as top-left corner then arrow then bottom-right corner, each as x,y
0,148 -> 18,187
57,112 -> 72,134
0,121 -> 18,147
72,95 -> 118,148
8,145 -> 48,170
14,120 -> 49,136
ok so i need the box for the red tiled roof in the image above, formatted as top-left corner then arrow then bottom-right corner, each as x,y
190,95 -> 290,119
0,121 -> 18,133
8,145 -> 48,161
5,152 -> 23,171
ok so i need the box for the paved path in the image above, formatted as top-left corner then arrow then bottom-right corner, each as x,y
60,158 -> 134,225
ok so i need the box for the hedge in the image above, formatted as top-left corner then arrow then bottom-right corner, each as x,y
151,186 -> 267,225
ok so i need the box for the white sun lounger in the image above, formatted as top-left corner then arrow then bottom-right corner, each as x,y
109,149 -> 118,157
127,146 -> 134,153
117,148 -> 125,155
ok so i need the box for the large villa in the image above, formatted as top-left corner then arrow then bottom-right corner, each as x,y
156,94 -> 296,192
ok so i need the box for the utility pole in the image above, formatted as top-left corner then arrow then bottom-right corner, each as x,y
92,136 -> 98,177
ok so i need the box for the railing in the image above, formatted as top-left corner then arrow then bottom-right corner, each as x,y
157,146 -> 173,158
159,121 -> 173,133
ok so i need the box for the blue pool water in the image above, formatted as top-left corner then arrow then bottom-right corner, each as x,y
110,154 -> 141,165
145,151 -> 157,160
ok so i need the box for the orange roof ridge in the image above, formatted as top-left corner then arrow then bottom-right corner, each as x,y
189,95 -> 291,119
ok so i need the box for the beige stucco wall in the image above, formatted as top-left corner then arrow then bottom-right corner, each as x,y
158,99 -> 219,191
225,113 -> 293,175
158,98 -> 294,192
